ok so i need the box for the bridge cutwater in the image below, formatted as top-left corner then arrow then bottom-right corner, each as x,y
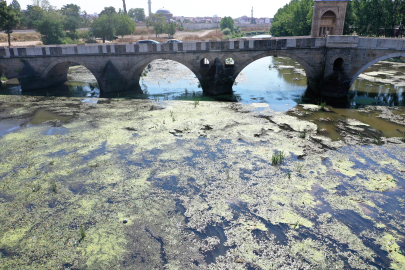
1,35 -> 404,99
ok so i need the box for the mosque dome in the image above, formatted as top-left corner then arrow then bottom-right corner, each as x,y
156,7 -> 172,14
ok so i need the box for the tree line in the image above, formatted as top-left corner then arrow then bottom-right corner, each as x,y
0,0 -> 155,45
271,0 -> 405,37
146,13 -> 177,38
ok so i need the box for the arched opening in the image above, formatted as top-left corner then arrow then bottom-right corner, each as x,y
41,62 -> 99,97
349,55 -> 405,107
137,59 -> 201,100
0,65 -> 6,82
200,58 -> 210,69
319,11 -> 336,37
233,56 -> 308,111
225,58 -> 235,69
333,58 -> 344,71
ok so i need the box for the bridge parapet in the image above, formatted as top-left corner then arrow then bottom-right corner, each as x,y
0,37 -> 325,58
326,35 -> 405,50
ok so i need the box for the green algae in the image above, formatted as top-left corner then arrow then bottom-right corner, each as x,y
0,96 -> 404,269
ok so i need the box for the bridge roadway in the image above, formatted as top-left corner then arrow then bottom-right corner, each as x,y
0,35 -> 405,98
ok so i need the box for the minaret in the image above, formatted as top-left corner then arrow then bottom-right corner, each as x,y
148,0 -> 152,16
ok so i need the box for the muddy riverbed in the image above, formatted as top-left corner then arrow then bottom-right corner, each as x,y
0,95 -> 404,269
0,57 -> 405,269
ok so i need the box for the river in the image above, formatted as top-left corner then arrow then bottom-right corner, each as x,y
0,53 -> 404,269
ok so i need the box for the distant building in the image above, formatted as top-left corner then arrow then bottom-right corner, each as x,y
156,7 -> 173,21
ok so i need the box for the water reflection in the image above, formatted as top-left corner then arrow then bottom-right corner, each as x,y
349,60 -> 405,107
0,57 -> 404,109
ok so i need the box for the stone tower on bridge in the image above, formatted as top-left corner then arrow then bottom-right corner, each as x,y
311,0 -> 349,38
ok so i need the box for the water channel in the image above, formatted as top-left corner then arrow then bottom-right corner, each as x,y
0,49 -> 405,269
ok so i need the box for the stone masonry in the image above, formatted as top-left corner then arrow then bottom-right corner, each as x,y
311,0 -> 349,38
1,36 -> 405,99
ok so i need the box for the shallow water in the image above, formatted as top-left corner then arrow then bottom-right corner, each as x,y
0,97 -> 404,269
0,54 -> 405,269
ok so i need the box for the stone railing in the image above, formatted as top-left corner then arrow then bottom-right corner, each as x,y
1,36 -> 403,59
326,35 -> 405,50
0,37 -> 325,58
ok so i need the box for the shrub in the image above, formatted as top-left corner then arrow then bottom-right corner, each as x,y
222,28 -> 231,35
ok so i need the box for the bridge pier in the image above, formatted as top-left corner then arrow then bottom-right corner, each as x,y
199,58 -> 234,96
18,62 -> 69,91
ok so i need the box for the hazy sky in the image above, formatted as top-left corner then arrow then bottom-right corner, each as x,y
10,0 -> 291,18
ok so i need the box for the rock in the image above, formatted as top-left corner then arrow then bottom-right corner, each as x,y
123,219 -> 128,224
236,258 -> 243,263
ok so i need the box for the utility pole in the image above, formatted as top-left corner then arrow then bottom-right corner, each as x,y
122,0 -> 127,13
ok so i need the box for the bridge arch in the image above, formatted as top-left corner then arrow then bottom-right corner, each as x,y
42,58 -> 98,79
129,54 -> 203,85
350,52 -> 405,86
233,51 -> 316,80
0,64 -> 6,77
195,54 -> 215,70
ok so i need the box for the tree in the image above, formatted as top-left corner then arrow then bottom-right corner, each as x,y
165,22 -> 176,38
147,13 -> 166,38
24,5 -> 44,28
12,0 -> 21,12
31,0 -> 50,11
35,15 -> 65,44
0,2 -> 22,47
220,16 -> 234,32
222,27 -> 231,35
99,6 -> 116,17
270,0 -> 313,37
92,14 -> 116,43
343,0 -> 355,35
81,11 -> 91,27
61,4 -> 81,39
130,8 -> 145,22
116,14 -> 135,39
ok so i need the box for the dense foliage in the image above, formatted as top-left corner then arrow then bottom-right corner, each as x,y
220,16 -> 234,32
0,1 -> 22,46
61,4 -> 81,39
350,0 -> 405,37
146,13 -> 177,38
35,14 -> 65,44
271,0 -> 405,37
270,0 -> 313,37
91,8 -> 136,43
128,8 -> 145,22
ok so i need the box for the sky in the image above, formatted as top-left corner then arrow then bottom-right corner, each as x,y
10,0 -> 291,18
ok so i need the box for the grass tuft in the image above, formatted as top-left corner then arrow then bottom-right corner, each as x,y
80,225 -> 86,239
50,180 -> 57,193
319,102 -> 326,111
271,151 -> 285,166
194,100 -> 200,108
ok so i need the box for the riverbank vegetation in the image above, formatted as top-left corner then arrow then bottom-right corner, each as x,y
271,0 -> 405,37
0,0 -> 139,45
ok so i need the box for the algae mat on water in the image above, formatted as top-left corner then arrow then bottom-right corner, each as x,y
0,95 -> 404,269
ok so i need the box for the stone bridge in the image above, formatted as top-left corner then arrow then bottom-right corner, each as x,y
1,35 -> 405,99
